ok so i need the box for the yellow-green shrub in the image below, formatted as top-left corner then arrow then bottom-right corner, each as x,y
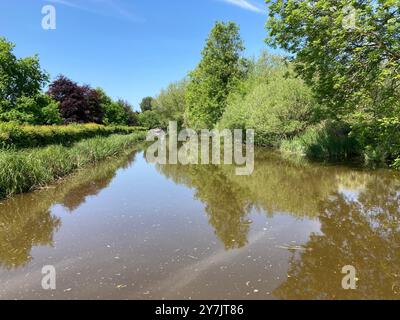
0,123 -> 147,148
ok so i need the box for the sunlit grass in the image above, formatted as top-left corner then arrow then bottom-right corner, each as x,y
0,132 -> 146,199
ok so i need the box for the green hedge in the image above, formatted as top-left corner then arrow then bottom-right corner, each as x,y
0,123 -> 147,148
0,132 -> 146,199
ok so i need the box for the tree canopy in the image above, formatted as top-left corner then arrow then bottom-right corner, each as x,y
265,0 -> 400,119
185,21 -> 247,129
48,76 -> 103,124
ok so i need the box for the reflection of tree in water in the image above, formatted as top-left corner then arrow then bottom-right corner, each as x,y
274,175 -> 400,299
158,164 -> 253,249
62,151 -> 137,211
0,199 -> 61,269
156,151 -> 369,250
0,151 -> 138,269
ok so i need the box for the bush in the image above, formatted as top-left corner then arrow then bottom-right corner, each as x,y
350,115 -> 400,167
0,123 -> 146,149
153,79 -> 188,129
0,94 -> 61,125
280,121 -> 359,161
138,110 -> 162,129
218,53 -> 318,146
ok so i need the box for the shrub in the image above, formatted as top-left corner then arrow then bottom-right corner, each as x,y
218,53 -> 318,146
350,115 -> 400,167
280,121 -> 359,161
138,110 -> 162,129
0,123 -> 146,149
0,94 -> 61,125
153,79 -> 188,129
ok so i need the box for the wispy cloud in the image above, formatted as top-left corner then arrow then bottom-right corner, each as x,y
45,0 -> 144,22
219,0 -> 265,13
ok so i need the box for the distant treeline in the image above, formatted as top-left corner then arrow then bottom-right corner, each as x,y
139,1 -> 399,168
0,38 -> 139,127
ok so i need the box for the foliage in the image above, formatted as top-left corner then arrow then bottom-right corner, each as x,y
280,121 -> 359,160
48,75 -> 104,124
152,79 -> 188,128
265,0 -> 400,119
138,110 -> 162,129
0,132 -> 146,199
350,115 -> 400,166
0,94 -> 61,125
219,53 -> 318,146
0,37 -> 49,107
185,21 -> 247,129
116,99 -> 139,126
139,96 -> 155,112
97,89 -> 138,126
0,123 -> 146,149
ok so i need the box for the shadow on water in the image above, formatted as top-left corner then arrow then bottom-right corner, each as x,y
0,150 -> 138,270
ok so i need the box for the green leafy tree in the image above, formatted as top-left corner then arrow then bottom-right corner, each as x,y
138,110 -> 162,129
0,37 -> 49,106
153,79 -> 188,128
116,99 -> 139,126
139,96 -> 154,112
97,88 -> 138,126
265,0 -> 400,118
97,88 -> 128,125
219,53 -> 318,146
185,21 -> 247,129
0,94 -> 61,125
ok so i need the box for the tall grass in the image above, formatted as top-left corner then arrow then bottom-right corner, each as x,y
0,132 -> 146,199
280,121 -> 359,161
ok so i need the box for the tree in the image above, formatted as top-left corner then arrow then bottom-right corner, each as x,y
97,88 -> 127,125
153,79 -> 188,128
116,99 -> 139,126
185,21 -> 247,129
0,37 -> 56,125
138,110 -> 162,129
96,88 -> 138,126
48,76 -> 103,124
139,96 -> 154,112
218,53 -> 317,146
265,0 -> 400,119
0,37 -> 49,106
0,94 -> 61,125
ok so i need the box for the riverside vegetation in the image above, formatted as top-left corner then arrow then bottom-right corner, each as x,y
0,0 -> 399,199
0,37 -> 146,199
139,1 -> 399,169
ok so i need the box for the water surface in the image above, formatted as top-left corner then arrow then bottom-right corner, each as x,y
0,149 -> 399,299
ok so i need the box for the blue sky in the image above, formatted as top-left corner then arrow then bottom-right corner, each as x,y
0,0 -> 274,110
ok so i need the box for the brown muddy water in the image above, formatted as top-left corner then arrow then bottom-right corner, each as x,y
0,148 -> 399,300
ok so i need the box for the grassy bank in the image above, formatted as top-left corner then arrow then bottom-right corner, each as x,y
279,121 -> 359,161
0,123 -> 147,149
0,131 -> 146,199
